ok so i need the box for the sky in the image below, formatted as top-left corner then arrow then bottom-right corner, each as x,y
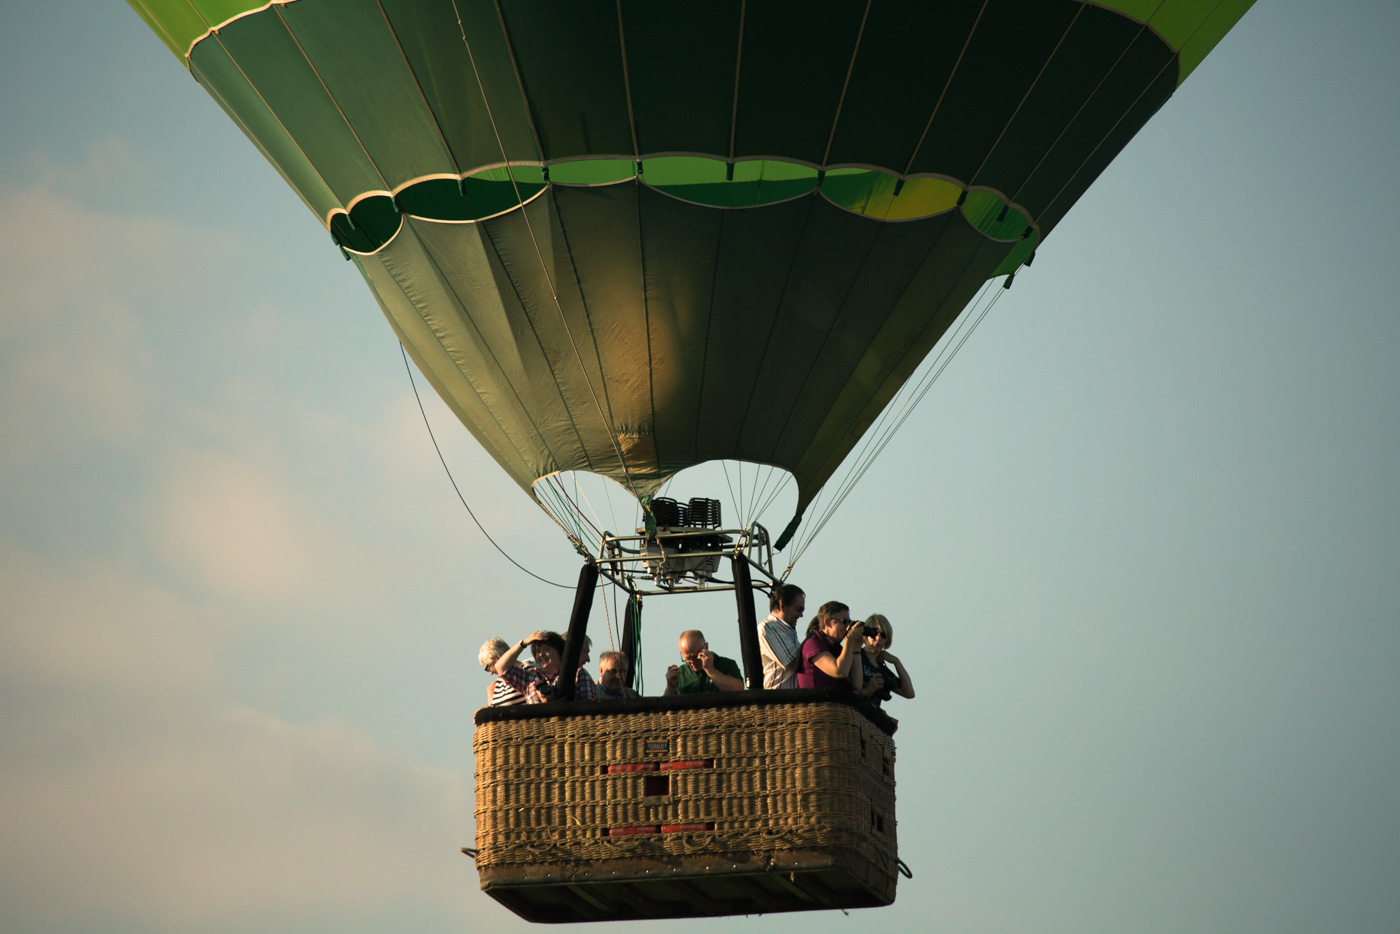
1,2 -> 1398,933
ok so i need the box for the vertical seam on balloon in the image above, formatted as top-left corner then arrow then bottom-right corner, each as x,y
551,189 -> 622,448
478,209 -> 601,475
273,4 -> 395,195
784,213 -> 960,523
966,4 -> 1086,188
692,210 -> 729,468
1036,0 -> 1222,228
374,0 -> 464,180
197,29 -> 350,220
189,56 -> 324,222
614,2 -> 652,471
902,0 -> 989,178
455,0 -> 642,497
819,0 -> 873,168
615,0 -> 641,161
729,0 -> 747,161
636,184 -> 661,479
375,222 -> 548,484
489,0 -> 546,163
732,197 -> 818,453
762,209 -> 887,466
1006,11 -> 1156,210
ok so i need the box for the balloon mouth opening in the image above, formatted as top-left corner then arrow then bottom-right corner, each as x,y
532,461 -> 799,549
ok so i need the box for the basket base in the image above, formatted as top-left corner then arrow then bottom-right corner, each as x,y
477,845 -> 895,923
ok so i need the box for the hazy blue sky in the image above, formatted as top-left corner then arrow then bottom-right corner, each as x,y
2,3 -> 1397,933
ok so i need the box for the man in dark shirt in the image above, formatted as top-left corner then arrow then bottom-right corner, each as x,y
663,629 -> 743,694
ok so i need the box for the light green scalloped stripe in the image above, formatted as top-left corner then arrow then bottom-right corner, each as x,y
462,157 -> 1028,239
335,156 -> 1039,271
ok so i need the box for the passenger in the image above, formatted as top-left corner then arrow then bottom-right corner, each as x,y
857,613 -> 915,706
479,637 -> 529,707
663,629 -> 744,694
796,601 -> 864,689
596,650 -> 639,700
759,583 -> 805,689
492,630 -> 598,702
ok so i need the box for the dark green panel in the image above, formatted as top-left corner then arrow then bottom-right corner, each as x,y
732,204 -> 887,456
279,0 -> 456,185
498,0 -> 634,158
696,197 -> 819,457
634,187 -> 728,472
213,10 -> 385,202
380,0 -> 540,170
622,0 -> 741,157
188,43 -> 343,222
790,217 -> 1016,498
1011,28 -> 1175,222
1033,64 -> 1175,233
550,184 -> 654,469
909,0 -> 1079,181
823,0 -> 984,170
362,222 -> 551,486
969,5 -> 1148,196
459,203 -> 607,476
731,0 -> 868,163
758,209 -> 959,465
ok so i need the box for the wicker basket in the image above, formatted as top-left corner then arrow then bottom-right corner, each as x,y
472,689 -> 898,922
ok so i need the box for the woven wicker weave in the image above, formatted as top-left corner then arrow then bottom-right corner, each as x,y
472,691 -> 897,920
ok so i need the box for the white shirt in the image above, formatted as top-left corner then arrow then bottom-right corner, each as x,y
758,612 -> 801,689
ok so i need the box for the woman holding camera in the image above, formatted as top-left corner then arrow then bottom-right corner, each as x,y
796,601 -> 866,689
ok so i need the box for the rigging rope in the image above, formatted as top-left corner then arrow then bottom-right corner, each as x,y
400,343 -> 572,590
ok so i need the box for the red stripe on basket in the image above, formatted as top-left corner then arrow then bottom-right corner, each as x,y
659,759 -> 713,771
661,822 -> 714,834
605,763 -> 660,774
608,826 -> 659,836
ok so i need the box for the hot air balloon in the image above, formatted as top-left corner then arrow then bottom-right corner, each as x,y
130,0 -> 1253,921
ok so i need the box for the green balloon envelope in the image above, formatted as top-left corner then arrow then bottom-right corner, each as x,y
129,0 -> 1254,526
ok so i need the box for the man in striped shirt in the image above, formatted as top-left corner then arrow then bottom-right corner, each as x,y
759,583 -> 806,690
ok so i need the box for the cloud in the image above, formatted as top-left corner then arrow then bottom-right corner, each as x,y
0,538 -> 474,934
0,539 -> 217,697
145,445 -> 332,606
0,161 -> 235,476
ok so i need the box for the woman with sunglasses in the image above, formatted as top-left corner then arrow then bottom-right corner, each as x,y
854,614 -> 915,707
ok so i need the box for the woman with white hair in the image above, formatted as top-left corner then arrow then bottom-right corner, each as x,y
479,637 -> 528,707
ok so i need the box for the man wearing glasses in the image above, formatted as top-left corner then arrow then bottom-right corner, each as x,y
759,583 -> 806,689
663,630 -> 744,694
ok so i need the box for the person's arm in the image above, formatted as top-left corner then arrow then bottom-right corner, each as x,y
493,631 -> 547,675
702,652 -> 744,692
848,648 -> 865,692
813,627 -> 862,679
883,651 -> 915,699
663,664 -> 680,696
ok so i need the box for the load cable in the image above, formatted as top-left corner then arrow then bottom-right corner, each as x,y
400,343 -> 572,590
